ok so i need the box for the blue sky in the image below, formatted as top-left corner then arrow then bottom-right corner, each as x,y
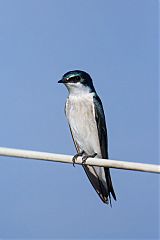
0,0 -> 159,239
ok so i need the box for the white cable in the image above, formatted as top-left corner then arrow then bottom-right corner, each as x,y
0,147 -> 159,173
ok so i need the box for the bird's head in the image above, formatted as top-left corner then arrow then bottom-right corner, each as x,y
58,70 -> 95,95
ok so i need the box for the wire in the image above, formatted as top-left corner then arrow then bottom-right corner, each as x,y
0,147 -> 159,173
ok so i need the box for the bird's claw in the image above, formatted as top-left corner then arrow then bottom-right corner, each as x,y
72,151 -> 85,167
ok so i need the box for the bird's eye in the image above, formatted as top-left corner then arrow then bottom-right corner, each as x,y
67,75 -> 81,83
68,76 -> 80,82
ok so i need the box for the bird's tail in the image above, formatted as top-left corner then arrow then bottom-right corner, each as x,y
83,165 -> 116,205
104,168 -> 117,206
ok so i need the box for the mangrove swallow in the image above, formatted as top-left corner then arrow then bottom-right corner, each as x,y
58,70 -> 116,204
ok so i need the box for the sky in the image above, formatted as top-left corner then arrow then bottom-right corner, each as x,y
0,0 -> 159,239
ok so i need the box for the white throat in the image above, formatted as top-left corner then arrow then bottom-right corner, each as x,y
65,82 -> 92,96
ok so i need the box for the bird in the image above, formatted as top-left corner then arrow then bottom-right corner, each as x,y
58,70 -> 116,205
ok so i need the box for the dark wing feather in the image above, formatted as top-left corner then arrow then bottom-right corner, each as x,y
93,95 -> 116,202
93,95 -> 108,159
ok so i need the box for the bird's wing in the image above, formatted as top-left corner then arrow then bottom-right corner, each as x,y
93,94 -> 116,202
93,95 -> 108,159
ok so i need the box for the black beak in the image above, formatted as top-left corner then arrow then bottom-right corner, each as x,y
58,79 -> 64,83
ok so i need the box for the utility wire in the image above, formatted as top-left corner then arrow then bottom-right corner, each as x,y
0,147 -> 159,174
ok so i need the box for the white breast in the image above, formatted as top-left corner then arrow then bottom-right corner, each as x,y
65,93 -> 102,157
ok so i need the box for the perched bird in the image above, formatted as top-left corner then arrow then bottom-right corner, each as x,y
58,70 -> 116,204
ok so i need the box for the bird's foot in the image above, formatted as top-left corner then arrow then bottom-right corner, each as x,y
82,153 -> 97,164
72,151 -> 85,167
